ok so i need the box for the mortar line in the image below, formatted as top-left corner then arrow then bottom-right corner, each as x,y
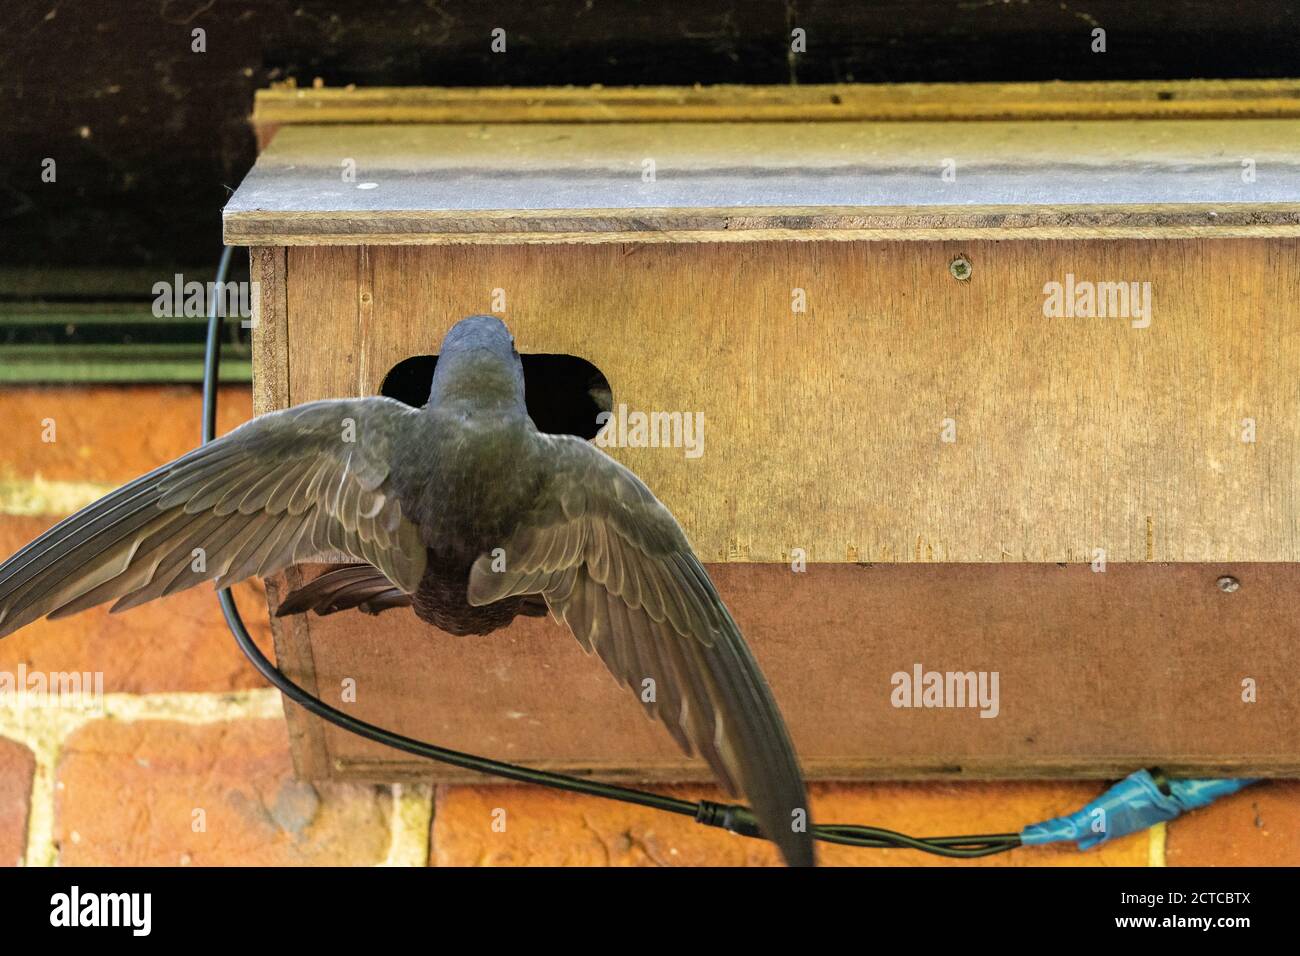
0,711 -> 88,866
380,782 -> 434,867
0,476 -> 115,517
1148,821 -> 1168,866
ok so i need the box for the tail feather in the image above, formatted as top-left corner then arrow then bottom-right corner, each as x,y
277,564 -> 412,617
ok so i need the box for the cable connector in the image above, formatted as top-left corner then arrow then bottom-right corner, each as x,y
1020,770 -> 1258,850
695,800 -> 764,838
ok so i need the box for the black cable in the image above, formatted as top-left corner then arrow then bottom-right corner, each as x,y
201,246 -> 234,445
204,247 -> 1021,859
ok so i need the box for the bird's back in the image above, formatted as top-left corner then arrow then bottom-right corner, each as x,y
391,405 -> 546,635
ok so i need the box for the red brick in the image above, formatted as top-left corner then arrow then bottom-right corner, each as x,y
0,737 -> 35,867
0,385 -> 254,484
431,780 -> 1149,867
1166,781 -> 1300,866
0,516 -> 275,693
55,718 -> 393,865
0,384 -> 281,694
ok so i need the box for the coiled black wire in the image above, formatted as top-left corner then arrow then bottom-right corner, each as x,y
204,246 -> 1021,860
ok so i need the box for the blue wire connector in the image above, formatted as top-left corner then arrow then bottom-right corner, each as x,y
1020,770 -> 1258,850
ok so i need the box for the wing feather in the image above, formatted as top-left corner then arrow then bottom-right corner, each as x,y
0,397 -> 428,638
468,433 -> 813,866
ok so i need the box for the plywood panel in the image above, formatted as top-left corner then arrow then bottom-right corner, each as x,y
224,120 -> 1300,245
291,562 -> 1299,782
284,239 -> 1300,565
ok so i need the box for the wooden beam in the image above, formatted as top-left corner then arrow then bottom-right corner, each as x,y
225,119 -> 1300,245
249,247 -> 290,415
253,79 -> 1300,128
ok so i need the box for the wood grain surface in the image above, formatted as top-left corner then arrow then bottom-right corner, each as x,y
280,562 -> 1299,782
274,239 -> 1300,565
254,80 -> 1300,126
249,247 -> 289,416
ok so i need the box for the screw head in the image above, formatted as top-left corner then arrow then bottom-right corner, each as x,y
949,256 -> 972,281
1216,575 -> 1240,593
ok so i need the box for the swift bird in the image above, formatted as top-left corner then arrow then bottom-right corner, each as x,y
0,314 -> 814,866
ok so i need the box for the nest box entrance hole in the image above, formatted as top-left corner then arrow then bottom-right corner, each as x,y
380,353 -> 612,440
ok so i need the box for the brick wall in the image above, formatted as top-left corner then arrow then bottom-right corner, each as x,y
0,385 -> 1293,866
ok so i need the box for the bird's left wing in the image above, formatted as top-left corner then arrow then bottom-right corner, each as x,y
0,397 -> 428,638
467,433 -> 814,866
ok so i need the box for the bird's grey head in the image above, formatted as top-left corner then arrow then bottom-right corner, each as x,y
427,315 -> 525,411
439,314 -> 517,355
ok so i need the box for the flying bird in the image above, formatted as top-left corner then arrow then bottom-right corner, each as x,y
0,314 -> 814,866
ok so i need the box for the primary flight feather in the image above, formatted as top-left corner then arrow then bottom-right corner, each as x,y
0,314 -> 814,866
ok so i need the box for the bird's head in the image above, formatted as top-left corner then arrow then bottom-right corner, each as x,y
428,315 -> 525,411
439,314 -> 518,356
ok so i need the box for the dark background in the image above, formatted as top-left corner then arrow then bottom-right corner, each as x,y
2,0 -> 1298,271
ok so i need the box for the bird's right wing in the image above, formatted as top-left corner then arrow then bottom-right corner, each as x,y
0,397 -> 428,638
467,434 -> 814,866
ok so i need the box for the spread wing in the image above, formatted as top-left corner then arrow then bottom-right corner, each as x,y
0,397 -> 427,638
468,434 -> 814,866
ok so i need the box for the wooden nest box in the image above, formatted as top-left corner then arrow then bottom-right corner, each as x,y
224,81 -> 1300,783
